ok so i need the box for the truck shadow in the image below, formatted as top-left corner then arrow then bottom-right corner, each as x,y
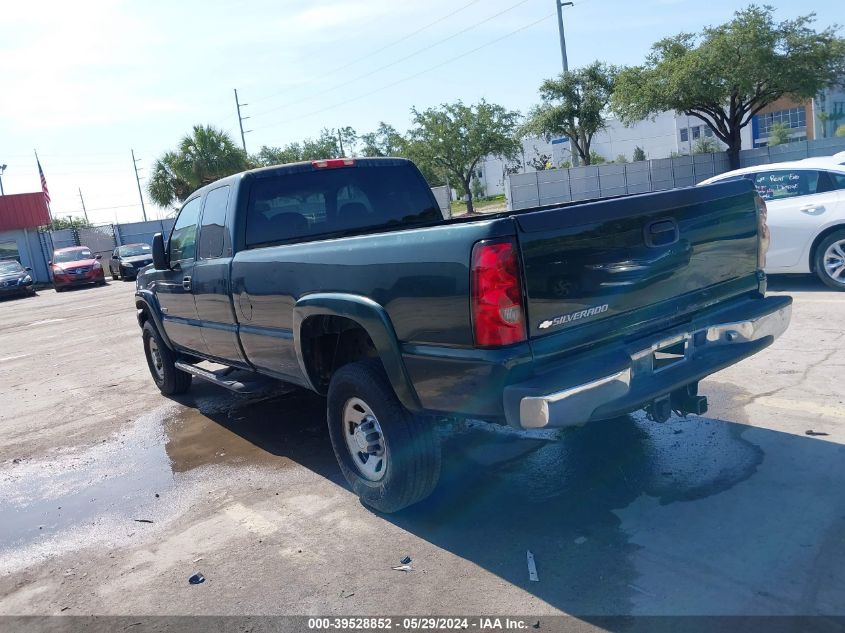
169,383 -> 845,617
766,274 -> 832,293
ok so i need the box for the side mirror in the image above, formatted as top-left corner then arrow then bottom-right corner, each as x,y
95,254 -> 102,260
25,267 -> 32,272
48,261 -> 53,266
152,233 -> 168,270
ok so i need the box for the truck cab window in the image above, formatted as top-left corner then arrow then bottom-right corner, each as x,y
169,197 -> 202,262
245,164 -> 442,248
199,185 -> 231,259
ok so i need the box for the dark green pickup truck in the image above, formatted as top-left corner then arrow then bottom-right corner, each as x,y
136,157 -> 791,512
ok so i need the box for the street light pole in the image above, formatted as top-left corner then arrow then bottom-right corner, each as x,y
0,164 -> 6,195
556,0 -> 574,73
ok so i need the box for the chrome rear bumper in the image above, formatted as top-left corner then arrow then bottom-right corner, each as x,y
513,297 -> 791,429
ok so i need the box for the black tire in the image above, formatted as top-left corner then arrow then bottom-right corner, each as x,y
327,359 -> 441,513
814,229 -> 845,291
111,268 -> 119,280
142,321 -> 192,395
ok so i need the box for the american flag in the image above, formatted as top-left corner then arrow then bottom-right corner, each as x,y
37,156 -> 51,205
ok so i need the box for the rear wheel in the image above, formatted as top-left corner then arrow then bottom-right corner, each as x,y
328,360 -> 440,512
327,359 -> 440,513
142,321 -> 192,395
815,230 -> 845,291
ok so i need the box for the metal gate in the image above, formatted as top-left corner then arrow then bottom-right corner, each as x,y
76,225 -> 117,262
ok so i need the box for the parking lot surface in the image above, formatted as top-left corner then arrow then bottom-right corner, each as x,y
0,278 -> 843,617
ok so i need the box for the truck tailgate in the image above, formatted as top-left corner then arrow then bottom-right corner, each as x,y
516,180 -> 760,340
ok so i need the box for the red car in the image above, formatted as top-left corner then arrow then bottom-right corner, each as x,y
50,246 -> 106,291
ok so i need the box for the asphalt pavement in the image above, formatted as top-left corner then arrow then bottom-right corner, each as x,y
0,276 -> 843,619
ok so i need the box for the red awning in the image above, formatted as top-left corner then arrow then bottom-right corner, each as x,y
0,193 -> 51,230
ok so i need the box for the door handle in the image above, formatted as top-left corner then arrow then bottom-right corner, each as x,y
182,276 -> 192,291
800,204 -> 825,214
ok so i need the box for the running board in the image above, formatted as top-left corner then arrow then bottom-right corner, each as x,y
174,361 -> 277,394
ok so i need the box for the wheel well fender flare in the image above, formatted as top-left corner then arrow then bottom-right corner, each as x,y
135,290 -> 175,350
293,293 -> 420,411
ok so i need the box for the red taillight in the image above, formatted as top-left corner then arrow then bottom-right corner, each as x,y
311,158 -> 356,169
471,239 -> 527,347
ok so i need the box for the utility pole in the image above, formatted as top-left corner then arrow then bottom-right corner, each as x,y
556,0 -> 574,73
234,89 -> 251,153
338,128 -> 344,157
78,188 -> 89,224
0,164 -> 6,195
131,149 -> 148,222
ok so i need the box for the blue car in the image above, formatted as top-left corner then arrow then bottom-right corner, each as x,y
0,259 -> 35,298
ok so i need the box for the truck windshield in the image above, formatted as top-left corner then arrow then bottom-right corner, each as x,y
245,162 -> 443,247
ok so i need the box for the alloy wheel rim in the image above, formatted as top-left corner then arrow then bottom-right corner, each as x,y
342,397 -> 387,481
823,239 -> 845,284
148,338 -> 165,380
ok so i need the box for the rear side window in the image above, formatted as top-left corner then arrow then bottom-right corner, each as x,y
169,197 -> 202,262
752,170 -> 820,201
199,185 -> 231,259
824,171 -> 845,190
245,164 -> 442,247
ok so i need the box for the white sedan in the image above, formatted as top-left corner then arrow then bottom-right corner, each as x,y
700,160 -> 845,290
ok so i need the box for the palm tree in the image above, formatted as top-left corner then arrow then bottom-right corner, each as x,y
148,125 -> 249,208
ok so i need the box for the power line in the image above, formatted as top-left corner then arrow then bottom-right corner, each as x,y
254,11 -> 555,133
250,0 -> 535,122
57,202 -> 142,213
248,0 -> 485,108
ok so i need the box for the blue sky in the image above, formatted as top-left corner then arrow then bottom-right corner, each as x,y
1,0 -> 841,223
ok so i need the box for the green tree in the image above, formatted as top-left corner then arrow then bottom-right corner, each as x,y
471,176 -> 486,201
149,125 -> 249,208
528,152 -> 553,171
253,127 -> 358,167
359,122 -> 407,157
521,61 -> 619,166
836,124 -> 845,137
817,109 -> 845,138
47,216 -> 91,230
612,5 -> 845,168
253,143 -> 305,166
633,146 -> 647,162
767,122 -> 792,146
614,154 -> 629,163
693,136 -> 722,153
408,100 -> 520,214
589,150 -> 607,165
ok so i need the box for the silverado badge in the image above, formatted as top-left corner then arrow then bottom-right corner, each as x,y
539,303 -> 609,329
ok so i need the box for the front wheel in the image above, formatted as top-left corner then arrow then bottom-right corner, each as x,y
815,230 -> 845,291
327,359 -> 441,513
142,321 -> 192,395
